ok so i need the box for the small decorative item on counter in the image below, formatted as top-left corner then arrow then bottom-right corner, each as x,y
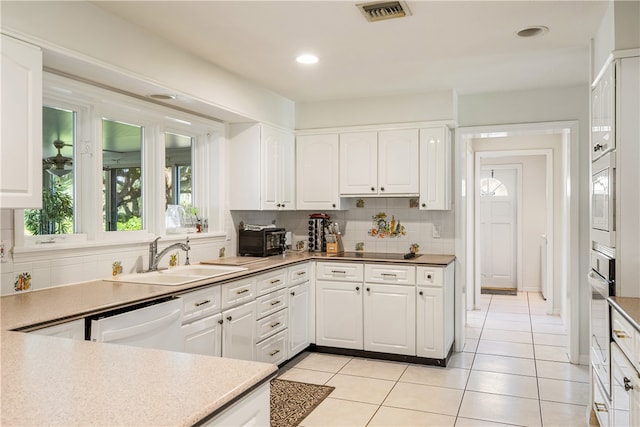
356,199 -> 365,208
355,242 -> 365,252
296,240 -> 306,251
14,272 -> 32,291
368,212 -> 406,238
219,247 -> 226,258
169,253 -> 178,267
410,243 -> 420,254
111,261 -> 122,278
409,198 -> 419,208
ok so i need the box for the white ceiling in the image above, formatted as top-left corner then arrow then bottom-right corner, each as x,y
93,1 -> 608,103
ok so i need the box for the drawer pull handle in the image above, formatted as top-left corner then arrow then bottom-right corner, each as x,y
270,300 -> 281,306
331,270 -> 346,274
614,329 -> 628,339
594,402 -> 608,412
269,349 -> 281,357
236,289 -> 249,295
381,273 -> 397,277
194,300 -> 211,307
297,271 -> 306,276
290,291 -> 296,296
624,377 -> 634,391
270,279 -> 281,284
218,319 -> 223,325
270,322 -> 281,328
226,316 -> 232,321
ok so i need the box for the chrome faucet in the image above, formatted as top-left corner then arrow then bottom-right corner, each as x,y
148,237 -> 190,271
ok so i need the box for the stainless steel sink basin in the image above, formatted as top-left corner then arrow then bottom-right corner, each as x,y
107,265 -> 248,286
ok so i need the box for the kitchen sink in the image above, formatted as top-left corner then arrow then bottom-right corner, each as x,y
106,265 -> 248,286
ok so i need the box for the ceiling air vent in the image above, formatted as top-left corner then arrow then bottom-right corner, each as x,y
357,1 -> 411,22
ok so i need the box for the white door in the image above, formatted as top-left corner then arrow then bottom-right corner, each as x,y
315,281 -> 363,349
363,283 -> 415,355
479,167 -> 517,290
222,301 -> 256,361
288,281 -> 311,358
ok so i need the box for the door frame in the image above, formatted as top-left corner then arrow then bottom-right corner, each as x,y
476,162 -> 523,294
454,120 -> 579,363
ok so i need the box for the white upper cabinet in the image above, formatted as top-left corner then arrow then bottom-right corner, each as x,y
1,35 -> 42,208
228,123 -> 295,210
592,61 -> 615,160
296,133 -> 342,210
419,126 -> 451,210
339,129 -> 418,196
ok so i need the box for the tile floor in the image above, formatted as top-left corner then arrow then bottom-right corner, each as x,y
277,292 -> 591,426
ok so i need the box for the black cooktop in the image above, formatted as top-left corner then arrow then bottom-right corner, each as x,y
332,252 -> 410,260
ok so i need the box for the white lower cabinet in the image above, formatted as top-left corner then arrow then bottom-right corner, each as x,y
611,341 -> 640,427
222,301 -> 257,361
204,380 -> 271,426
256,329 -> 288,365
416,286 -> 444,358
315,280 -> 363,350
30,318 -> 85,340
364,283 -> 415,355
288,280 -> 312,358
182,313 -> 223,357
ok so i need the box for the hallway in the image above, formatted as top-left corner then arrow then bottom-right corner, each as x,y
278,292 -> 589,426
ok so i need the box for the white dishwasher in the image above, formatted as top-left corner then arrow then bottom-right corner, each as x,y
89,297 -> 183,352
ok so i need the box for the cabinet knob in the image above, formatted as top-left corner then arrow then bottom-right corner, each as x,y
282,203 -> 285,208
594,144 -> 603,152
366,287 -> 370,292
226,316 -> 232,321
421,203 -> 426,208
419,291 -> 423,296
371,187 -> 375,192
290,291 -> 295,296
218,319 -> 223,325
380,187 -> 385,192
332,204 -> 336,208
356,286 -> 360,291
427,274 -> 432,279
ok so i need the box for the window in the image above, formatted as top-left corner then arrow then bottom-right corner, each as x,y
480,177 -> 508,197
165,132 -> 192,207
24,105 -> 75,236
102,119 -> 144,232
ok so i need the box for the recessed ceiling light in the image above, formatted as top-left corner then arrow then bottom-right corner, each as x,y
296,54 -> 319,65
149,94 -> 177,100
517,26 -> 549,38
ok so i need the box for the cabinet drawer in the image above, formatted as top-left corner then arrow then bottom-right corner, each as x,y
256,308 -> 288,342
181,286 -> 222,322
416,266 -> 444,287
365,264 -> 415,285
221,277 -> 256,309
256,288 -> 288,319
316,262 -> 364,282
256,269 -> 287,296
288,263 -> 310,286
612,309 -> 635,361
593,370 -> 611,427
256,330 -> 288,365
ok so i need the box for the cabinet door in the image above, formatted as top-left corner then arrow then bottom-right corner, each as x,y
256,329 -> 288,365
363,283 -> 415,355
378,129 -> 419,195
182,313 -> 222,357
296,134 -> 341,210
339,131 -> 378,195
288,281 -> 311,358
262,126 -> 295,210
315,280 -> 363,350
419,126 -> 451,210
222,301 -> 257,361
416,287 -> 444,358
1,35 -> 43,208
612,342 -> 634,427
279,130 -> 296,210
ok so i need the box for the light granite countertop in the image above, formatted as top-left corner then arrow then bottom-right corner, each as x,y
1,331 -> 277,426
609,296 -> 640,331
0,251 -> 453,426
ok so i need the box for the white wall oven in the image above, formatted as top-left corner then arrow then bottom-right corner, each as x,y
591,152 -> 616,248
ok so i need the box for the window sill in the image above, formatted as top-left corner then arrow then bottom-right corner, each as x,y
12,231 -> 227,263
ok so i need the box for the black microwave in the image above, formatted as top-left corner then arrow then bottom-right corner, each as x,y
238,228 -> 286,257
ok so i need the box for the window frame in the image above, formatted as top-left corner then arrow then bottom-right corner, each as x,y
13,72 -> 226,256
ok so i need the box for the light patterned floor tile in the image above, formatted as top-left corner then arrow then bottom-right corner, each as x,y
338,357 -> 407,381
292,352 -> 352,373
458,391 -> 542,426
368,406 -> 456,426
466,326 -> 482,339
540,401 -> 589,426
277,367 -> 334,385
535,344 -> 570,362
448,352 -> 475,369
466,370 -> 539,399
383,382 -> 464,416
476,340 -> 534,359
455,417 -> 522,426
485,312 -> 531,323
530,314 -> 564,325
472,353 -> 536,377
538,378 -> 590,405
400,364 -> 470,389
532,322 -> 566,335
325,374 -> 395,405
480,328 -> 533,344
463,338 -> 479,353
299,397 -> 378,427
533,332 -> 568,347
536,360 -> 589,383
484,319 -> 531,332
